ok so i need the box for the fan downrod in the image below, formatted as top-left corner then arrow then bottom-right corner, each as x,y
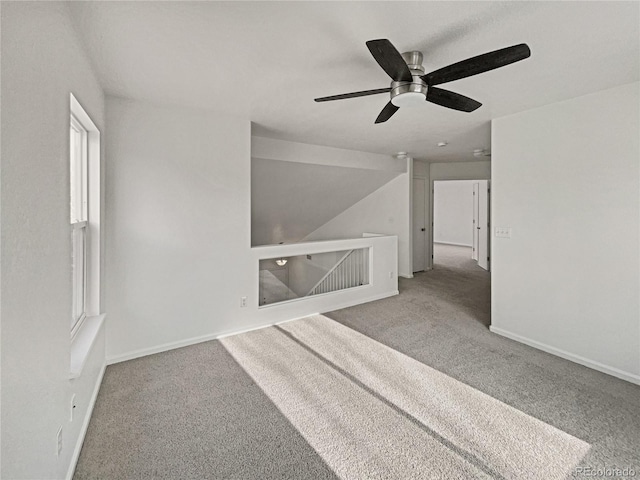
401,51 -> 425,74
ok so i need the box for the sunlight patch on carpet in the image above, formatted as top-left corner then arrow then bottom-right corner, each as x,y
221,315 -> 589,479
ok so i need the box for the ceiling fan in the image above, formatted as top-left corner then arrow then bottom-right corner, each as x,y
314,39 -> 530,124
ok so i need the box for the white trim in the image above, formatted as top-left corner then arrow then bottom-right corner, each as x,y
434,241 -> 473,248
399,274 -> 414,279
70,223 -> 88,335
406,157 -> 414,277
66,361 -> 106,480
70,93 -> 98,131
72,221 -> 88,230
70,314 -> 106,379
86,126 -> 101,314
107,290 -> 399,366
70,93 -> 101,316
412,173 -> 428,274
70,114 -> 88,223
106,314 -> 315,365
70,312 -> 87,341
252,234 -> 394,256
490,326 -> 640,386
258,283 -> 371,310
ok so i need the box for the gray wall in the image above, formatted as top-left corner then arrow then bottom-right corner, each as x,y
1,3 -> 106,478
105,97 -> 255,359
304,170 -> 413,278
430,161 -> 491,181
491,82 -> 640,382
103,101 -> 400,364
251,158 -> 399,246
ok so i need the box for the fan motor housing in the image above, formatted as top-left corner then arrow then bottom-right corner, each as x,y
390,51 -> 428,108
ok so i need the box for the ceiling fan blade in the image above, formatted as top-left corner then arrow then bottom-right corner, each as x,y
426,87 -> 482,112
314,88 -> 391,102
375,101 -> 399,124
423,43 -> 531,86
366,39 -> 413,82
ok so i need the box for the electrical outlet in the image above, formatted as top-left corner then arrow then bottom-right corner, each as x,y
56,426 -> 63,457
240,296 -> 247,308
70,394 -> 76,422
389,271 -> 394,279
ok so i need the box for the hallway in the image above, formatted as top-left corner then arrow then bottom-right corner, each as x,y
433,243 -> 482,271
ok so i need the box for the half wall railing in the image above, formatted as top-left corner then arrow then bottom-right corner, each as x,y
252,235 -> 398,313
307,248 -> 369,296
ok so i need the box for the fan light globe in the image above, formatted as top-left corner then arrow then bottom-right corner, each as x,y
391,92 -> 426,108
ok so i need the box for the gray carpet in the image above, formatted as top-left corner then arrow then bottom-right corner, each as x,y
221,316 -> 588,479
75,339 -> 338,479
326,244 -> 640,478
75,244 -> 640,479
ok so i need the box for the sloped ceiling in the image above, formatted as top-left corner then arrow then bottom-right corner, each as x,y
252,159 -> 400,245
68,2 -> 639,163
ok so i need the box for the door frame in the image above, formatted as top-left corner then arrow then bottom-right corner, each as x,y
412,174 -> 428,273
429,178 -> 490,270
472,182 -> 479,261
477,180 -> 491,271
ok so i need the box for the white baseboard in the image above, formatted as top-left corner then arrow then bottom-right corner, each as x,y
106,317 -> 304,365
66,361 -> 107,480
107,290 -> 399,365
434,241 -> 473,247
490,326 -> 640,386
322,290 -> 399,312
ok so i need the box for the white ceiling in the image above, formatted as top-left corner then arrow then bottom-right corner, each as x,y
68,1 -> 639,162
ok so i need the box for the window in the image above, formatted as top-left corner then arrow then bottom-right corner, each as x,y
69,93 -> 100,340
70,114 -> 88,335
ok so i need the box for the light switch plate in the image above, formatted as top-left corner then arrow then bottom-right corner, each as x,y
495,227 -> 511,238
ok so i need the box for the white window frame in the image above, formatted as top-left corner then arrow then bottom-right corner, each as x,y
69,94 -> 101,342
70,114 -> 88,336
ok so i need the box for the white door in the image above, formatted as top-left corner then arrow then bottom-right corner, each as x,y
477,180 -> 490,271
472,183 -> 479,261
412,177 -> 426,272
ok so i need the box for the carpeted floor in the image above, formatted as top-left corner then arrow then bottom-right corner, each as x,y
75,244 -> 640,479
326,244 -> 640,477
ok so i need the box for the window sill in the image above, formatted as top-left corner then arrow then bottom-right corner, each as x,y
70,314 -> 105,380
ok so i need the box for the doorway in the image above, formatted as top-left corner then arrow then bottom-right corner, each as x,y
412,177 -> 427,272
432,180 -> 490,271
